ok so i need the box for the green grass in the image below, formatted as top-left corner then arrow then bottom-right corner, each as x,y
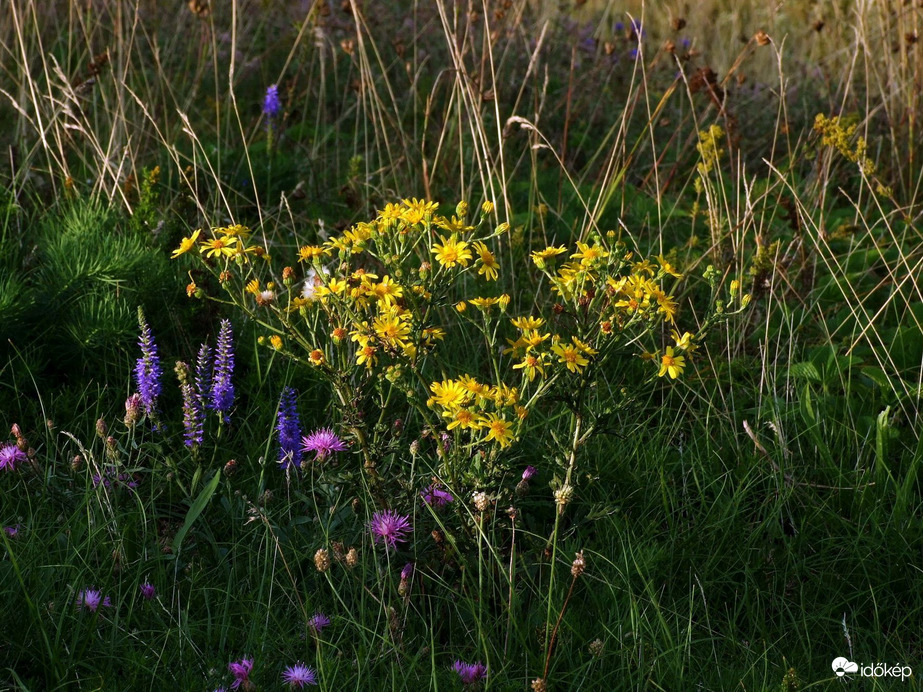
1,0 -> 922,690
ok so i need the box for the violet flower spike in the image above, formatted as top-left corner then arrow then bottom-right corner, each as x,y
181,383 -> 205,448
276,387 -> 302,469
210,320 -> 235,423
134,309 -> 162,421
369,510 -> 412,550
195,342 -> 212,399
263,84 -> 281,119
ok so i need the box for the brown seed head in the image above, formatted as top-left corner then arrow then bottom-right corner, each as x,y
314,548 -> 331,573
571,550 -> 586,578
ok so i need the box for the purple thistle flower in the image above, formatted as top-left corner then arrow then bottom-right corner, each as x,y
282,662 -> 317,688
300,428 -> 347,463
210,320 -> 235,423
421,484 -> 453,508
0,443 -> 26,471
228,658 -> 253,689
181,383 -> 205,448
308,612 -> 330,635
4,525 -> 20,538
522,465 -> 537,481
263,84 -> 281,119
140,581 -> 156,600
276,387 -> 302,469
452,660 -> 487,686
195,342 -> 213,399
76,588 -> 112,612
369,510 -> 411,550
134,310 -> 162,420
401,562 -> 414,580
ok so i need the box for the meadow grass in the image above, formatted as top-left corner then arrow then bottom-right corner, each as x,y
1,0 -> 921,690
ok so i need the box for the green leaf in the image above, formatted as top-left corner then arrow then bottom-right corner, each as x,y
788,362 -> 821,382
172,469 -> 222,555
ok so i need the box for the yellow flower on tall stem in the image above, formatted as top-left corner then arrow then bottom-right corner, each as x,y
472,241 -> 500,281
552,342 -> 590,374
481,413 -> 514,448
658,347 -> 685,379
432,234 -> 472,268
200,236 -> 238,258
171,229 -> 201,258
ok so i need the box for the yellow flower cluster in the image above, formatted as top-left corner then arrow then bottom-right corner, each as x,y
426,377 -> 523,448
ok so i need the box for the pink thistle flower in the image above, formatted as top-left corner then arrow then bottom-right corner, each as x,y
140,581 -> 156,600
452,660 -> 487,685
0,443 -> 26,471
281,662 -> 317,688
308,612 -> 330,635
368,510 -> 412,550
228,658 -> 253,689
76,588 -> 112,612
300,428 -> 348,462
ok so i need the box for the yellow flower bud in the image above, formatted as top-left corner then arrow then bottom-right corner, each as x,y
456,301 -> 467,313
481,200 -> 494,215
456,201 -> 468,218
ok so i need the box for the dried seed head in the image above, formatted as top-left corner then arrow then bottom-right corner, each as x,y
754,30 -> 771,46
571,550 -> 586,578
345,547 -> 359,569
472,491 -> 490,512
531,678 -> 547,691
223,459 -> 238,476
95,417 -> 108,440
314,548 -> 331,573
589,638 -> 604,656
71,454 -> 83,472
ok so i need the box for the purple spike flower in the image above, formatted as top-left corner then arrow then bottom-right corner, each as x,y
228,658 -> 253,690
421,484 -> 453,508
263,84 -> 281,119
0,443 -> 26,471
76,588 -> 112,612
134,310 -> 162,420
452,660 -> 487,686
282,662 -> 317,688
181,383 -> 205,448
195,342 -> 212,399
369,510 -> 411,550
210,320 -> 235,423
301,428 -> 347,462
276,387 -> 302,469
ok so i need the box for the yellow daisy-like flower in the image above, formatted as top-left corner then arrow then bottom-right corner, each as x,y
245,279 -> 261,296
469,296 -> 500,311
530,245 -> 568,268
171,229 -> 202,258
658,346 -> 685,379
378,203 -> 404,221
356,344 -> 378,368
443,407 -> 480,431
552,342 -> 590,374
652,289 -> 678,324
217,224 -> 252,240
432,234 -> 472,268
632,259 -> 655,276
422,326 -> 446,344
315,278 -> 346,299
429,379 -> 469,409
473,241 -> 500,281
481,413 -> 514,448
571,241 -> 609,266
200,236 -> 239,258
298,245 -> 327,262
655,255 -> 683,279
309,349 -> 326,365
370,275 -> 403,307
510,316 -> 545,331
671,330 -> 697,352
513,352 -> 548,381
434,215 -> 474,234
458,375 -> 490,398
270,335 -> 283,350
373,313 -> 411,348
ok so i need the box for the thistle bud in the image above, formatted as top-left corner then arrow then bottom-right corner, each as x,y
571,550 -> 586,578
124,394 -> 143,428
498,294 -> 510,312
95,417 -> 108,440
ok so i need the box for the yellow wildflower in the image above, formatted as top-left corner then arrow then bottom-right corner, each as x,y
298,245 -> 327,262
270,335 -> 283,350
473,241 -> 500,281
530,245 -> 568,268
671,330 -> 697,352
309,349 -> 325,365
481,414 -> 514,448
429,380 -> 469,409
552,342 -> 590,374
658,346 -> 685,379
443,407 -> 480,431
655,255 -> 683,278
356,344 -> 378,368
171,230 -> 201,258
470,296 -> 500,311
511,316 -> 545,331
370,275 -> 403,307
373,313 -> 411,348
432,234 -> 472,268
200,236 -> 238,258
571,241 -> 609,266
513,352 -> 548,382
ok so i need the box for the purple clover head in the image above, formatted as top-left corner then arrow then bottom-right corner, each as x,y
301,428 -> 347,463
369,510 -> 412,550
522,465 -> 537,481
134,309 -> 162,421
276,387 -> 303,469
228,658 -> 253,689
421,484 -> 453,508
282,662 -> 317,688
452,660 -> 487,686
76,588 -> 112,612
308,612 -> 330,635
263,84 -> 281,119
140,582 -> 156,600
0,443 -> 26,471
